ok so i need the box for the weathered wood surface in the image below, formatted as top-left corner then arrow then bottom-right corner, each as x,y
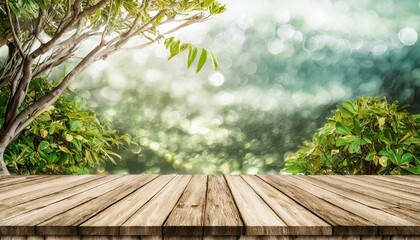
0,175 -> 419,238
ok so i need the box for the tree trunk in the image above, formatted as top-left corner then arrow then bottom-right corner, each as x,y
0,131 -> 12,175
0,148 -> 10,175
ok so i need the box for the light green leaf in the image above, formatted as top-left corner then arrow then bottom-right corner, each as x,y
210,52 -> 218,70
187,46 -> 197,69
400,153 -> 413,164
336,123 -> 352,135
349,139 -> 361,153
196,48 -> 208,73
38,141 -> 49,151
406,167 -> 420,174
336,135 -> 358,146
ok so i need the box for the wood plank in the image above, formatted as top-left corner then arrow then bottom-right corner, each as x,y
306,176 -> 420,225
120,175 -> 192,235
390,176 -> 420,184
0,176 -> 59,194
225,175 -> 286,235
0,237 -> 44,240
80,175 -> 175,235
203,237 -> 238,240
0,175 -> 99,208
238,236 -> 361,240
204,175 -> 243,236
285,176 -> 417,235
367,176 -> 420,189
37,175 -> 158,235
329,176 -> 420,204
44,237 -> 79,240
0,175 -> 113,222
0,175 -> 126,235
350,176 -> 420,195
164,175 -> 207,236
241,175 -> 331,235
258,175 -> 376,235
0,175 -> 48,188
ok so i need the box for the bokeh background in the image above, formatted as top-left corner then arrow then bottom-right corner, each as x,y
73,0 -> 420,174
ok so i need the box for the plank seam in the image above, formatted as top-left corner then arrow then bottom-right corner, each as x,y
5,176 -> 106,208
294,176 -> 386,211
223,175 -> 245,235
202,175 -> 209,237
330,176 -> 420,203
239,175 -> 289,226
256,175 -> 361,236
265,176 -> 379,236
33,175 -> 128,235
162,175 -> 194,238
119,175 -> 178,230
75,175 -> 160,234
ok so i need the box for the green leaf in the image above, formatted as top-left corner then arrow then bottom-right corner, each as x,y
400,153 -> 413,164
210,53 -> 218,70
38,141 -> 49,151
403,137 -> 420,145
342,101 -> 357,115
72,139 -> 82,151
187,46 -> 197,69
406,167 -> 420,174
69,120 -> 82,131
353,119 -> 361,135
336,123 -> 352,135
365,151 -> 376,161
336,135 -> 358,146
348,139 -> 361,153
196,48 -> 208,73
164,37 -> 174,48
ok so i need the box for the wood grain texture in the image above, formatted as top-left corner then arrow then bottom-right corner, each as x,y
225,175 -> 286,235
80,175 -> 175,236
0,175 -> 125,235
286,176 -> 417,235
258,175 -> 376,236
0,175 -> 48,189
204,175 -> 243,236
0,175 -> 419,238
305,176 -> 420,226
330,176 -> 420,203
37,175 -> 158,235
0,175 -> 114,222
241,176 -> 331,236
120,175 -> 192,235
0,175 -> 99,209
164,175 -> 208,236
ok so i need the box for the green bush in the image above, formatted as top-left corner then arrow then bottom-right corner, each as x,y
1,78 -> 131,174
283,97 -> 420,175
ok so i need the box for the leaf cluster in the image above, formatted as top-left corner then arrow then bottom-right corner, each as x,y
0,78 -> 131,174
164,37 -> 218,73
283,97 -> 420,175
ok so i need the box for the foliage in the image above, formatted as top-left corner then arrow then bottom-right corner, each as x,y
164,37 -> 219,73
283,97 -> 420,175
0,78 -> 130,174
0,0 -> 224,175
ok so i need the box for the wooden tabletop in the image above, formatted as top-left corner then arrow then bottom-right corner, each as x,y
0,175 -> 419,238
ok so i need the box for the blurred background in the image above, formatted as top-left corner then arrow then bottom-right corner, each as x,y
74,0 -> 420,174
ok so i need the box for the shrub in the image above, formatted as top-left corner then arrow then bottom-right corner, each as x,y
283,97 -> 420,175
1,78 -> 131,174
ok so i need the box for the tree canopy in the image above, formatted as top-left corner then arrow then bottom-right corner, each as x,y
0,0 -> 225,175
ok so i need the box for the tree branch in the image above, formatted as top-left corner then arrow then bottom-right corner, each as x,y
30,0 -> 110,59
5,1 -> 24,57
14,42 -> 106,131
